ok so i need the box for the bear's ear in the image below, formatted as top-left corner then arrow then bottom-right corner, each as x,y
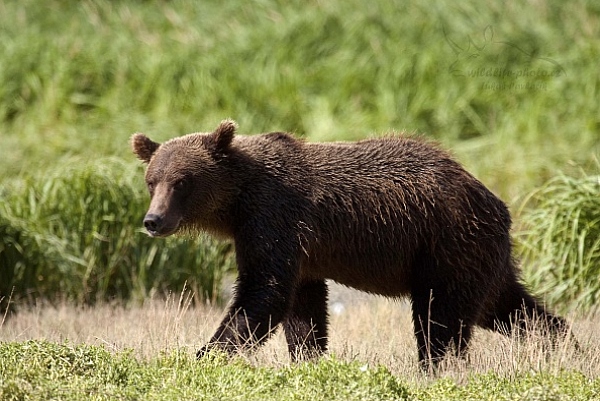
131,133 -> 160,163
211,119 -> 237,152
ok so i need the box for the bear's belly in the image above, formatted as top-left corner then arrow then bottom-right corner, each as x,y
302,257 -> 411,297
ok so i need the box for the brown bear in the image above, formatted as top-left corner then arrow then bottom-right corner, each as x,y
131,120 -> 567,366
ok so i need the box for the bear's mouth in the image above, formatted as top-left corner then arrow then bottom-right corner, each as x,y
146,227 -> 178,238
145,223 -> 180,238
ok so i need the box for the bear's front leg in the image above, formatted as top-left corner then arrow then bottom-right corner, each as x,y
197,236 -> 299,359
283,279 -> 329,361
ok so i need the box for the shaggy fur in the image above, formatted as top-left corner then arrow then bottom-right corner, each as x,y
131,120 -> 567,365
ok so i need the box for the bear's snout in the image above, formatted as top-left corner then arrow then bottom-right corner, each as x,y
143,211 -> 182,237
144,213 -> 165,237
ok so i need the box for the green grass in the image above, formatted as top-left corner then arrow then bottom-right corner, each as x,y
0,158 -> 234,308
1,0 -> 598,198
517,170 -> 600,314
0,340 -> 598,401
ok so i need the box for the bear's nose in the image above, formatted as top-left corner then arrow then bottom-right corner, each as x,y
143,214 -> 162,233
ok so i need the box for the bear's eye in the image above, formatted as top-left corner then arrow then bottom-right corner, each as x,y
147,181 -> 155,193
174,178 -> 188,191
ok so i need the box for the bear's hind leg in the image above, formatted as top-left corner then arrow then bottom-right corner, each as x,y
283,279 -> 329,362
482,278 -> 568,339
410,254 -> 476,367
411,289 -> 473,367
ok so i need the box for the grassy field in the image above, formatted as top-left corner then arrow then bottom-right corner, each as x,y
1,0 -> 600,399
5,340 -> 597,401
1,297 -> 598,400
1,0 -> 598,197
0,294 -> 600,400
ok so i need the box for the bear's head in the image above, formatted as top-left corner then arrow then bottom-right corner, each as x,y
131,120 -> 237,237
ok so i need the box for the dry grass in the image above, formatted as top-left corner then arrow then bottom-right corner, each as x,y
1,285 -> 598,384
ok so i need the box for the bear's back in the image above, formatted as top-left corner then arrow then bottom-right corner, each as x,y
232,133 -> 509,238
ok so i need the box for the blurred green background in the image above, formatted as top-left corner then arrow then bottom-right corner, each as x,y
1,0 -> 598,312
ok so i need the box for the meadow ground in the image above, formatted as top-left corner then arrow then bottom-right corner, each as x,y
2,286 -> 599,400
2,284 -> 598,382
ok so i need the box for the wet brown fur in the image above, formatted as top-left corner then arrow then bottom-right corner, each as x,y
131,120 -> 567,366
